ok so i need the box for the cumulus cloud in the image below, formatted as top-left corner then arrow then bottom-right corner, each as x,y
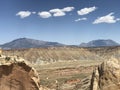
75,18 -> 87,22
38,11 -> 52,18
16,6 -> 75,19
49,6 -> 74,17
93,13 -> 120,24
49,9 -> 61,13
32,12 -> 36,14
16,11 -> 31,18
77,6 -> 97,15
116,18 -> 120,21
49,9 -> 65,17
62,7 -> 75,12
53,11 -> 66,17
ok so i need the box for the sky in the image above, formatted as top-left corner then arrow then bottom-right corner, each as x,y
0,0 -> 120,45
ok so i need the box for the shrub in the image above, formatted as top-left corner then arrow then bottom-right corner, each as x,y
5,57 -> 11,61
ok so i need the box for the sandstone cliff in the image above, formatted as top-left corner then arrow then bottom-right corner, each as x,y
90,57 -> 120,90
0,56 -> 40,90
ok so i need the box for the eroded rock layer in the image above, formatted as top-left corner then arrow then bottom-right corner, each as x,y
90,57 -> 120,90
0,60 -> 40,90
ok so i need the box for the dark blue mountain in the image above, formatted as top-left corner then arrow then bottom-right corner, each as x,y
0,38 -> 65,49
80,39 -> 119,47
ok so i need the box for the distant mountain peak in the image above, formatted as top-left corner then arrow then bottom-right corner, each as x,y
0,38 -> 65,49
80,39 -> 119,47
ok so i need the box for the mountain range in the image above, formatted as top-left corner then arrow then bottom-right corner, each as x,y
80,39 -> 119,47
0,38 -> 119,49
0,38 -> 65,49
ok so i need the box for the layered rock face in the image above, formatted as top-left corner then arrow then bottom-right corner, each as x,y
90,57 -> 120,90
0,57 -> 40,90
0,48 -> 2,56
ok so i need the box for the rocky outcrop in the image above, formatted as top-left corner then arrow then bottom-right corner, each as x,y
0,48 -> 2,56
90,57 -> 120,90
0,57 -> 40,90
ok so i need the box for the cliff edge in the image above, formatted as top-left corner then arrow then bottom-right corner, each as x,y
0,55 -> 40,90
90,57 -> 120,90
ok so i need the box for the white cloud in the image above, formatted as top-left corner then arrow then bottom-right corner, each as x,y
50,8 -> 65,17
93,13 -> 120,24
49,6 -> 74,17
16,6 -> 75,19
77,6 -> 97,15
38,11 -> 52,18
75,18 -> 87,22
32,12 -> 36,14
116,18 -> 120,21
62,7 -> 75,12
16,11 -> 31,18
49,8 -> 62,13
53,11 -> 66,17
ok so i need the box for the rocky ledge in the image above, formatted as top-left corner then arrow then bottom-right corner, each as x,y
90,57 -> 120,90
0,55 -> 40,90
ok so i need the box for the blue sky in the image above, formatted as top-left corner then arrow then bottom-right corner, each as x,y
0,0 -> 120,45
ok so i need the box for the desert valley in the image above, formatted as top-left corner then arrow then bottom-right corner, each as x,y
1,0 -> 120,89
0,38 -> 120,90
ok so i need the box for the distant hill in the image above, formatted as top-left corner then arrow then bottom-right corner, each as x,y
0,38 -> 119,49
0,38 -> 65,49
80,39 -> 119,47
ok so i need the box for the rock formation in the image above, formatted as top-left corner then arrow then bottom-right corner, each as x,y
0,56 -> 40,90
0,48 -> 2,56
90,57 -> 120,90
